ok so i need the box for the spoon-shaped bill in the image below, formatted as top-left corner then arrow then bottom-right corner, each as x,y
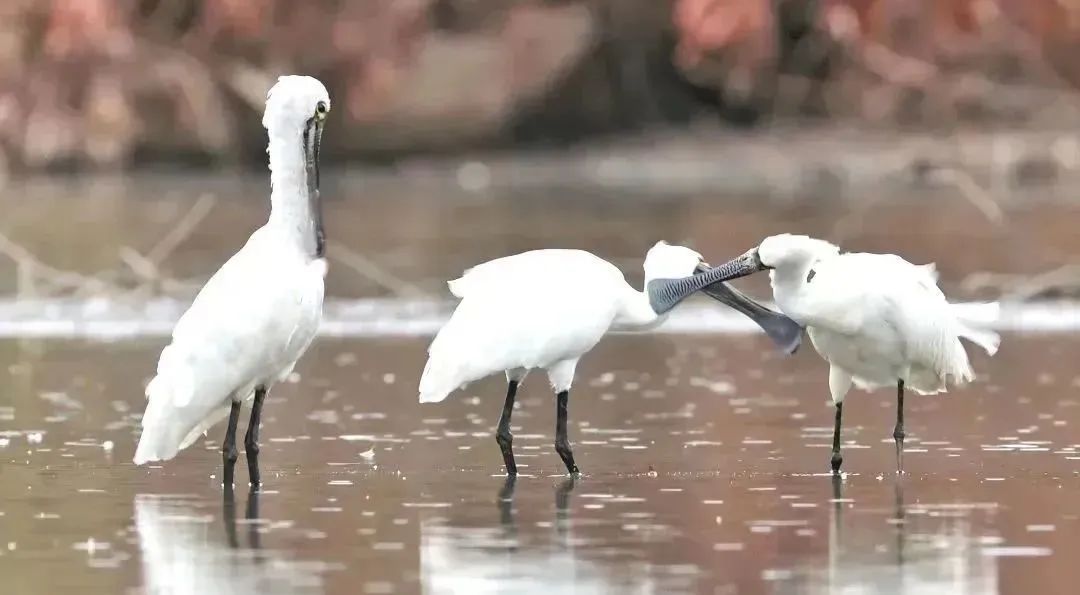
698,280 -> 802,354
647,247 -> 768,315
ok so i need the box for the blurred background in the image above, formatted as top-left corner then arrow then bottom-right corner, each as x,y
4,0 -> 1080,312
7,4 -> 1080,594
4,0 -> 1080,168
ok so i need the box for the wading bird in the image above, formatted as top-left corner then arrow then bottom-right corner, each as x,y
134,76 -> 331,487
699,234 -> 1000,473
418,242 -> 802,476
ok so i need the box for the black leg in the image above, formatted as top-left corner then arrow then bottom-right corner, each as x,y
496,381 -> 519,475
222,400 -> 242,486
893,379 -> 905,474
244,386 -> 267,487
554,390 -> 579,475
830,402 -> 844,473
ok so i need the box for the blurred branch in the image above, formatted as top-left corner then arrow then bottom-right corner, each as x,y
0,193 -> 215,300
146,193 -> 217,264
925,168 -> 1005,226
326,241 -> 428,298
963,264 -> 1080,301
0,230 -> 120,297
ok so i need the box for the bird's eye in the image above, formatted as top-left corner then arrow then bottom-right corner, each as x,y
316,101 -> 328,115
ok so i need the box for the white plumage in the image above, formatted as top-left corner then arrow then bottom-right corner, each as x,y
418,241 -> 793,476
134,75 -> 331,480
709,233 -> 1000,471
420,244 -> 705,405
755,234 -> 999,397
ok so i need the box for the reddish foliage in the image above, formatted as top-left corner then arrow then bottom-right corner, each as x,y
672,0 -> 773,69
672,0 -> 1080,124
5,0 -> 1080,171
43,0 -> 132,59
199,0 -> 272,40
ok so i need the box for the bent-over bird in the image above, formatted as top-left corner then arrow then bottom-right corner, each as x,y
418,242 -> 802,476
700,234 -> 1000,473
134,75 -> 331,486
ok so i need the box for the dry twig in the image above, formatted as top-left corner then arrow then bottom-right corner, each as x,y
327,241 -> 428,298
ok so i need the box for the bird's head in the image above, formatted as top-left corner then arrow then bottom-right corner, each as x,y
642,241 -> 708,284
757,234 -> 839,270
701,234 -> 840,283
262,75 -> 331,133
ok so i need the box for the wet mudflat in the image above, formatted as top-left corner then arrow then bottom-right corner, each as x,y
1,333 -> 1078,594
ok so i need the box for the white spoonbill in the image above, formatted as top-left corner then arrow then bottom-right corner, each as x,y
700,234 -> 1000,472
134,75 -> 331,487
418,242 -> 803,475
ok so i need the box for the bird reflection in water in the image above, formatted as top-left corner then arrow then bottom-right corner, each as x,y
828,475 -> 908,588
554,476 -> 576,540
134,489 -> 321,594
422,476 -> 600,593
824,475 -> 998,593
496,476 -> 519,548
223,485 -> 262,551
496,475 -> 577,539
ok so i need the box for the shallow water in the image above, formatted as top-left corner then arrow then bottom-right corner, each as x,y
3,170 -> 1078,301
2,334 -> 1079,594
3,171 -> 1080,593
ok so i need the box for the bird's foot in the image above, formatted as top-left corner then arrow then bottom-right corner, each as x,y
830,451 -> 843,474
496,432 -> 516,476
246,459 -> 261,488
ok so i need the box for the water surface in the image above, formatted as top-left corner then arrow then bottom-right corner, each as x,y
2,172 -> 1078,593
1,334 -> 1077,594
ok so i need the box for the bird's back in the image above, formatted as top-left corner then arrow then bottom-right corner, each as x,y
420,250 -> 627,402
807,252 -> 998,393
135,228 -> 325,463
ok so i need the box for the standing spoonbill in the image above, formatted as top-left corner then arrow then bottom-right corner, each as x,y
133,75 -> 331,487
418,242 -> 802,476
699,234 -> 1000,473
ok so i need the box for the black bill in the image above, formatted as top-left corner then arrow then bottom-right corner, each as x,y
695,266 -> 802,355
303,115 -> 326,258
646,247 -> 768,315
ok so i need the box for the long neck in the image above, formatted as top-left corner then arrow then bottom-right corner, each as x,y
266,123 -> 323,258
614,286 -> 665,331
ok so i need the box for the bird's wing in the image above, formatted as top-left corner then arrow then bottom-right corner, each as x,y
420,251 -> 623,402
165,245 -> 296,396
136,231 -> 321,463
792,255 -> 872,334
831,253 -> 977,384
795,253 -> 932,333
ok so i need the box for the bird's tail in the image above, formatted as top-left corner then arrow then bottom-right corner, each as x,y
952,301 -> 1001,356
418,355 -> 459,403
133,371 -> 201,465
419,330 -> 490,403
